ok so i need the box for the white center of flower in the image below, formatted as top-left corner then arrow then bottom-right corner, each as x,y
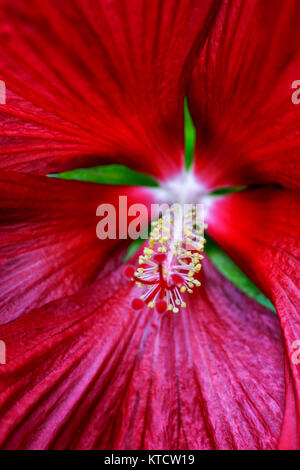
152,171 -> 207,205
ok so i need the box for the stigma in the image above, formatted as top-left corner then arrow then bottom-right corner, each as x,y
125,205 -> 206,314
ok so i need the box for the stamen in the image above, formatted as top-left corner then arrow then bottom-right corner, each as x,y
128,206 -> 206,314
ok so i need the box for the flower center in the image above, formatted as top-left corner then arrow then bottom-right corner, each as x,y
125,202 -> 206,314
152,171 -> 207,205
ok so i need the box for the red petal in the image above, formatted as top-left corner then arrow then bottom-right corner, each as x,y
0,259 -> 284,449
0,0 -> 220,179
207,187 -> 300,448
189,0 -> 300,190
0,171 -> 153,324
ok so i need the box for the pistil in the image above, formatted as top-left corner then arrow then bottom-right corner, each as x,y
125,206 -> 206,314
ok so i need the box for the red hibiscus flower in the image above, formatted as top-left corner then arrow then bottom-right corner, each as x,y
0,0 -> 299,450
